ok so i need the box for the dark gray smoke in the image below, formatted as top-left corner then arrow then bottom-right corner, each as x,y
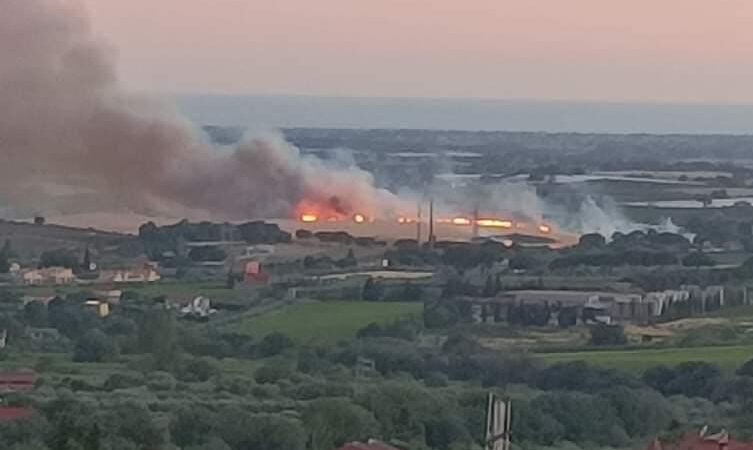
0,0 -> 402,220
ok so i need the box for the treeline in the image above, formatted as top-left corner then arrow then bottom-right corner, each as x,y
549,230 -> 693,270
138,220 -> 291,261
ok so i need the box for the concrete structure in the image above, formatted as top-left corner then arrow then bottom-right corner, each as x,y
501,290 -> 651,323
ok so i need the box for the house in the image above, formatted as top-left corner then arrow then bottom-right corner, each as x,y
243,260 -> 270,285
84,300 -> 110,317
0,372 -> 37,392
100,264 -> 160,284
180,296 -> 217,320
337,440 -> 402,450
644,429 -> 753,450
21,267 -> 75,285
0,406 -> 33,422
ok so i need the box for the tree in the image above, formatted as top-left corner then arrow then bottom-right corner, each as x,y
82,247 -> 92,271
0,239 -> 12,273
665,362 -> 722,398
188,246 -> 227,262
106,403 -> 165,449
226,269 -> 237,289
38,249 -> 79,269
138,306 -> 181,371
23,301 -> 48,328
589,324 -> 627,346
483,275 -> 496,297
642,365 -> 677,393
396,282 -> 424,302
216,409 -> 305,450
425,414 -> 472,450
73,330 -> 119,363
258,332 -> 294,358
170,406 -> 216,448
682,252 -> 716,268
303,398 -> 379,450
103,373 -> 143,391
423,301 -> 460,329
579,233 -> 606,249
180,357 -> 221,382
255,361 -> 294,384
48,298 -> 99,339
336,249 -> 357,268
738,357 -> 753,377
1,240 -> 13,258
508,253 -> 540,271
362,278 -> 384,302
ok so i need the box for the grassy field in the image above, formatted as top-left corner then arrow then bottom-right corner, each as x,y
538,344 -> 753,374
233,300 -> 423,343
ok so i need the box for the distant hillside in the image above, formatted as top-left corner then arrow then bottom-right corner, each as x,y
0,220 -> 144,267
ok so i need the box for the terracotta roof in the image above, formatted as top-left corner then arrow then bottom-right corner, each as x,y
0,407 -> 33,421
0,372 -> 37,383
646,432 -> 753,450
0,372 -> 38,391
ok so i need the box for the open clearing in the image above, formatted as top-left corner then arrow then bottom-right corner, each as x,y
233,300 -> 423,343
538,344 -> 753,374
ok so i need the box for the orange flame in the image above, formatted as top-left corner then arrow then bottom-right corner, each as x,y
300,214 -> 319,223
452,217 -> 473,226
476,219 -> 513,228
353,213 -> 366,224
538,224 -> 552,233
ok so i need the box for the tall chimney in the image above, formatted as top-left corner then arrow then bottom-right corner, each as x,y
428,199 -> 436,247
416,202 -> 423,243
473,204 -> 480,239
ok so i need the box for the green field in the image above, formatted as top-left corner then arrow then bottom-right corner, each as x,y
538,344 -> 753,374
233,300 -> 423,343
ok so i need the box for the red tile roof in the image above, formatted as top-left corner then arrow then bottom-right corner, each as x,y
0,407 -> 33,421
645,432 -> 753,450
0,372 -> 37,391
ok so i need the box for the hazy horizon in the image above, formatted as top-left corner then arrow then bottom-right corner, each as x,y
176,93 -> 753,134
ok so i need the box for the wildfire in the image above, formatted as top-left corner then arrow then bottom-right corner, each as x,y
353,213 -> 366,224
538,224 -> 552,233
476,219 -> 513,229
300,214 -> 319,223
452,217 -> 473,226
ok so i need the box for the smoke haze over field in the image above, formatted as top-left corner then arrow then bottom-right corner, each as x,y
0,0 -> 401,220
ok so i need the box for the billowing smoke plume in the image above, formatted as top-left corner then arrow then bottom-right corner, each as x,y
0,0 -> 401,220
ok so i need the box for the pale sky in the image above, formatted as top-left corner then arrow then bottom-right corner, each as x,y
81,0 -> 753,103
